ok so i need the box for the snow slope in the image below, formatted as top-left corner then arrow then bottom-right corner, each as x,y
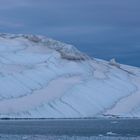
0,33 -> 140,118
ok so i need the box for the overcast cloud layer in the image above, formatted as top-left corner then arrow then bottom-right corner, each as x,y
0,0 -> 140,66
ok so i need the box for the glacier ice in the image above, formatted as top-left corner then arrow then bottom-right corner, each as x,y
0,33 -> 140,118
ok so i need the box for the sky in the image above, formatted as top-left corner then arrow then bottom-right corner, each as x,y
0,0 -> 140,66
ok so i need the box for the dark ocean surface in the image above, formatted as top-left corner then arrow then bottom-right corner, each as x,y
0,119 -> 139,136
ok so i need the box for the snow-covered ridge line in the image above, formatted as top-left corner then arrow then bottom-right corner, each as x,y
0,33 -> 89,61
0,33 -> 140,118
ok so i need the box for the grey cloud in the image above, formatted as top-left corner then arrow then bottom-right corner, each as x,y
0,0 -> 140,66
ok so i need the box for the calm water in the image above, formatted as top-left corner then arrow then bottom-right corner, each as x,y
0,119 -> 140,139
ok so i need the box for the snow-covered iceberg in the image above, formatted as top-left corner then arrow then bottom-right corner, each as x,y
0,33 -> 140,118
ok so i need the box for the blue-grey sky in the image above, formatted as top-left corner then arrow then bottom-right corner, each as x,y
0,0 -> 140,66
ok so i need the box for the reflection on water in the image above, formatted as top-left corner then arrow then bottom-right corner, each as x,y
0,135 -> 139,140
0,119 -> 140,139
